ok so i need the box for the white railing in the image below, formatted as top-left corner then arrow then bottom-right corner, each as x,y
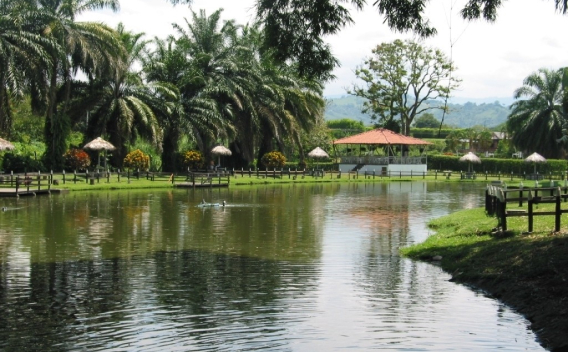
340,156 -> 427,165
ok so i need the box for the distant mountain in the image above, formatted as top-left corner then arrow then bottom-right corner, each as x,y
324,95 -> 512,129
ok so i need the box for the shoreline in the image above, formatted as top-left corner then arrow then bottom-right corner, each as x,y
401,207 -> 568,352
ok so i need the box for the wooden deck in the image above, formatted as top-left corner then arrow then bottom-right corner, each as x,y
174,182 -> 229,188
0,188 -> 51,197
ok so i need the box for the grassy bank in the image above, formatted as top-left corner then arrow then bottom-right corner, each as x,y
401,205 -> 568,352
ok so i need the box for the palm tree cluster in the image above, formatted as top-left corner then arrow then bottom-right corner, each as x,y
0,1 -> 325,171
507,68 -> 567,159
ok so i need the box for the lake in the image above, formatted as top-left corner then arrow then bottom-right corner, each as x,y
0,182 -> 544,351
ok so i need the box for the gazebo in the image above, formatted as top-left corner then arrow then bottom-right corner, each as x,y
333,128 -> 432,174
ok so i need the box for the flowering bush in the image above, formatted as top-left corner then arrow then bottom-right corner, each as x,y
63,148 -> 91,171
261,151 -> 286,168
183,150 -> 204,169
123,149 -> 150,171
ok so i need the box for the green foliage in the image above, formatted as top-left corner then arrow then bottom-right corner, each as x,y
422,139 -> 446,155
349,39 -> 460,135
412,128 -> 453,139
327,118 -> 367,139
10,98 -> 44,144
414,113 -> 440,128
2,154 -> 45,173
326,118 -> 366,130
427,155 -> 568,174
131,139 -> 162,171
507,68 -> 566,158
261,151 -> 287,169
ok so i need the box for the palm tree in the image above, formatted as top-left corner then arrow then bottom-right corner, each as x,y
0,0 -> 55,137
445,129 -> 465,154
507,68 -> 565,158
31,0 -> 124,170
228,24 -> 324,167
172,9 -> 255,160
70,24 -> 177,168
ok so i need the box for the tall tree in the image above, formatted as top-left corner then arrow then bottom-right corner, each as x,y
33,0 -> 123,170
230,23 -> 325,166
507,68 -> 566,158
173,10 -> 256,162
70,24 -> 177,168
349,39 -> 459,136
0,0 -> 55,137
143,36 -> 188,172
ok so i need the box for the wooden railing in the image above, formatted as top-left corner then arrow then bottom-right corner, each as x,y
486,184 -> 568,232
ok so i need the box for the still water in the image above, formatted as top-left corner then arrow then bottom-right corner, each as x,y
0,182 -> 543,351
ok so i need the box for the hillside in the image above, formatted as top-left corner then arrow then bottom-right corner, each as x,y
325,96 -> 512,129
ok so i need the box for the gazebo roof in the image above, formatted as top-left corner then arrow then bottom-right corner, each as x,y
333,128 -> 432,146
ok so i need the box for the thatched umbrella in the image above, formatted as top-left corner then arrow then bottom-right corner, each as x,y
459,152 -> 481,173
211,145 -> 232,167
308,147 -> 329,168
83,137 -> 116,169
0,137 -> 15,151
525,152 -> 546,174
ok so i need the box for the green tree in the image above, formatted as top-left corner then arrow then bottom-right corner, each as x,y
171,9 -> 251,163
414,113 -> 440,128
234,24 -> 325,165
507,68 -> 566,159
30,0 -> 124,170
71,24 -> 177,168
349,39 -> 459,136
143,36 -> 189,172
327,118 -> 366,139
445,129 -> 465,154
0,0 -> 55,137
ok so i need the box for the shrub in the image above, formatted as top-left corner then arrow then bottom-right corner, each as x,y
63,148 -> 91,171
261,151 -> 286,168
2,154 -> 45,173
183,150 -> 204,170
123,149 -> 150,171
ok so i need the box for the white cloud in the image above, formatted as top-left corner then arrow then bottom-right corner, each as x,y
78,0 -> 568,100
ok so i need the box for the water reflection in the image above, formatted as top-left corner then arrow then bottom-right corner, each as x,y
0,183 -> 544,351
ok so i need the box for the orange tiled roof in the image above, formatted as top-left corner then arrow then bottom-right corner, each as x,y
333,128 -> 432,145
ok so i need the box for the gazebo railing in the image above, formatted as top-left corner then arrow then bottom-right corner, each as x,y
339,156 -> 427,165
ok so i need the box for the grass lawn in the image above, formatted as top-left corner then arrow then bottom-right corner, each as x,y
47,170 -> 549,192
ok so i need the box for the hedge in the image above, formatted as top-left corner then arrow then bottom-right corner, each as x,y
427,155 -> 568,174
411,128 -> 453,139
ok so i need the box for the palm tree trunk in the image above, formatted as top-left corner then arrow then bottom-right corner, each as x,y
44,59 -> 68,170
161,128 -> 179,172
0,69 -> 13,137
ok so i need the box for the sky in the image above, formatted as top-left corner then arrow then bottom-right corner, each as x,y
80,0 -> 568,103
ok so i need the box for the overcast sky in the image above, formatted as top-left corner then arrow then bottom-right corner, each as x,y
80,0 -> 568,102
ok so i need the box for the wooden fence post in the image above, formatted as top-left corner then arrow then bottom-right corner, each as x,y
555,187 -> 561,232
528,190 -> 534,233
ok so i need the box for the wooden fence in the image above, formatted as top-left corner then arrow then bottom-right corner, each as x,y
485,183 -> 568,232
